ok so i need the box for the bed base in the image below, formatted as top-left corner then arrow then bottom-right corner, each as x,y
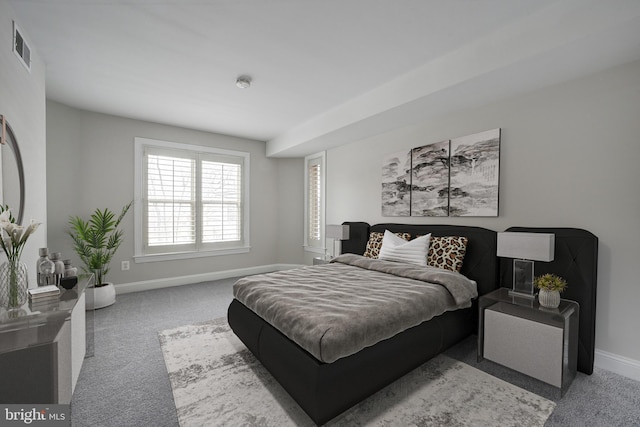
228,298 -> 475,425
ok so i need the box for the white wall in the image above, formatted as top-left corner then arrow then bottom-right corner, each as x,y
0,2 -> 47,283
326,59 -> 640,368
275,158 -> 305,263
46,102 -> 301,288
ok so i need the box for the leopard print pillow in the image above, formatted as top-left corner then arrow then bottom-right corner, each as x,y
363,231 -> 411,258
427,236 -> 468,272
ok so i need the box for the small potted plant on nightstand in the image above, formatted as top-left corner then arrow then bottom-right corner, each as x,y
534,273 -> 567,308
68,202 -> 131,309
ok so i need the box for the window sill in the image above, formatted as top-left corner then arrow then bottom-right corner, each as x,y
303,245 -> 326,255
134,246 -> 251,263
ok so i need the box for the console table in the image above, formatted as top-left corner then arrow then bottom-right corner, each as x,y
0,274 -> 94,404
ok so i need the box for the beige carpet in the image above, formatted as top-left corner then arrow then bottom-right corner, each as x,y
159,318 -> 555,426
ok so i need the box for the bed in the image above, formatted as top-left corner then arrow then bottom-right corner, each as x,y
227,223 -> 499,425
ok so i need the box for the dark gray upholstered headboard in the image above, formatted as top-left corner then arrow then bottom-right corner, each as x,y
500,227 -> 598,375
341,222 -> 499,297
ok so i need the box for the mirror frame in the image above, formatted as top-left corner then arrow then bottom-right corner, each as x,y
1,118 -> 25,225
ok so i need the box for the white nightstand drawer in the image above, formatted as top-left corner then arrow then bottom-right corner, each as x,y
484,306 -> 563,387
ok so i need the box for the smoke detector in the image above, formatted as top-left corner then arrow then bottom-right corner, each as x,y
236,75 -> 252,89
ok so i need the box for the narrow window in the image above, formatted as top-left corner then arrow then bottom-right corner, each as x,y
304,152 -> 325,253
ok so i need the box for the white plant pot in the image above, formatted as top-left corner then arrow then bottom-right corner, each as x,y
538,289 -> 560,308
86,282 -> 116,310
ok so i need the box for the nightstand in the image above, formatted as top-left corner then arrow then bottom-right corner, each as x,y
312,257 -> 330,265
478,287 -> 579,396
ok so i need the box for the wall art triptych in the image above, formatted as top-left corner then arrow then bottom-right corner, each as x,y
382,128 -> 501,217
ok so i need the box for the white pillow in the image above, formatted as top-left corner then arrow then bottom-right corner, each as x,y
379,230 -> 431,266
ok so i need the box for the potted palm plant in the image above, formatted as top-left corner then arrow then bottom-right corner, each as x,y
534,273 -> 567,308
69,202 -> 131,309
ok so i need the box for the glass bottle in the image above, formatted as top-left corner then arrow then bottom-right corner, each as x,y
36,248 -> 54,286
37,249 -> 55,287
50,252 -> 65,286
64,259 -> 77,278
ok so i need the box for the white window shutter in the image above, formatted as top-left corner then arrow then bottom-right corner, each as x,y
146,153 -> 196,246
304,152 -> 325,252
308,162 -> 321,242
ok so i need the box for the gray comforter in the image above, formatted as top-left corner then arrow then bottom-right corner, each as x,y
232,253 -> 478,363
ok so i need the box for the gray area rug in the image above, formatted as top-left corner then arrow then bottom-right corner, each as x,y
158,318 -> 555,426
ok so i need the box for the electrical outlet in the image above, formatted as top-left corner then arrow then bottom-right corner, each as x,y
121,260 -> 130,271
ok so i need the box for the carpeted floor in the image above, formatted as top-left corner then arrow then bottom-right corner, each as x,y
71,278 -> 640,426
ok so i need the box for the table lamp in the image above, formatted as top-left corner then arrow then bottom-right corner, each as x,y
497,232 -> 555,298
325,224 -> 350,258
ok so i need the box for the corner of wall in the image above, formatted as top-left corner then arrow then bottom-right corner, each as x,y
0,2 -> 47,283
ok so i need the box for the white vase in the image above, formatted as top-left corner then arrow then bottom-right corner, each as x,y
86,282 -> 116,310
538,288 -> 560,308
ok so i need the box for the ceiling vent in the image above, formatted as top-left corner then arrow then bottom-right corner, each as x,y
13,21 -> 31,72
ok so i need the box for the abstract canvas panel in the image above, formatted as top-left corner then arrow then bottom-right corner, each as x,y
449,128 -> 501,216
411,140 -> 450,216
382,150 -> 411,216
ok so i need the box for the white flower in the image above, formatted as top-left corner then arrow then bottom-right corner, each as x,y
0,205 -> 40,262
0,208 -> 11,226
20,220 -> 40,243
11,225 -> 24,243
4,222 -> 19,236
0,220 -> 11,232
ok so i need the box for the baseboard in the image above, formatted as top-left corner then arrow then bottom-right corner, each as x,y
114,263 -> 303,295
595,348 -> 640,382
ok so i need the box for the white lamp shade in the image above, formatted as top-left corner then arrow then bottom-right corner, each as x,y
496,232 -> 555,262
326,224 -> 350,240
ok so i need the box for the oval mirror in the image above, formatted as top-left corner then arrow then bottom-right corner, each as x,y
1,118 -> 25,224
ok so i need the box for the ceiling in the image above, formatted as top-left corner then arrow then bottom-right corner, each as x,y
10,0 -> 640,157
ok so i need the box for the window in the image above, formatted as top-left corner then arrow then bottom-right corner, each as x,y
304,152 -> 325,253
134,137 -> 250,262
